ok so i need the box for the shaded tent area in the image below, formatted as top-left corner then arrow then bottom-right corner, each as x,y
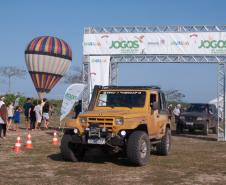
209,96 -> 225,118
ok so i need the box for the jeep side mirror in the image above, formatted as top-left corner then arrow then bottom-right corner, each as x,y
151,101 -> 159,111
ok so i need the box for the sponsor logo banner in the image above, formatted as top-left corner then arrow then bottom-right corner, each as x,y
60,83 -> 86,121
89,56 -> 111,99
83,32 -> 226,55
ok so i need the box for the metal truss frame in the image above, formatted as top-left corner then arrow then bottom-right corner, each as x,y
83,25 -> 226,141
110,55 -> 226,63
217,63 -> 226,141
82,56 -> 90,112
84,25 -> 226,34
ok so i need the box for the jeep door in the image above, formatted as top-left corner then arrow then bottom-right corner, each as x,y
148,92 -> 159,136
149,91 -> 168,137
156,92 -> 169,135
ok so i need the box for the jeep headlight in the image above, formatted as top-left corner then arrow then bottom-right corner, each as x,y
73,128 -> 79,134
197,117 -> 205,121
180,116 -> 185,120
80,117 -> 87,123
115,118 -> 124,125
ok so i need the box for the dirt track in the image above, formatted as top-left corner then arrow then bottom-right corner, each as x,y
1,128 -> 226,185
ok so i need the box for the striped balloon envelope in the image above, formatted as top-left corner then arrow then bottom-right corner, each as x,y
25,36 -> 72,99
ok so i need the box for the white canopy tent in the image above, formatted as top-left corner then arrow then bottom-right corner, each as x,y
209,96 -> 225,118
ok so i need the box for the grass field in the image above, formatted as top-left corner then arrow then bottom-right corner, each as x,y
1,117 -> 226,185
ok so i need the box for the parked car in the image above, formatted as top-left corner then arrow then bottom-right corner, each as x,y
179,103 -> 218,135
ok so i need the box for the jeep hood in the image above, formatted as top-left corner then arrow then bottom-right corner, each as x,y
80,110 -> 145,119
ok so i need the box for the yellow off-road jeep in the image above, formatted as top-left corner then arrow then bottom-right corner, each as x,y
61,86 -> 171,166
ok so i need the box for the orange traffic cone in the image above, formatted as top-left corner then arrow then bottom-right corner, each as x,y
25,132 -> 33,148
52,130 -> 59,145
13,134 -> 22,152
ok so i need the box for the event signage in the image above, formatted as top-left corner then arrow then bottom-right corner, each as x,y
83,32 -> 226,55
198,40 -> 226,48
109,40 -> 139,49
89,56 -> 110,98
60,83 -> 86,121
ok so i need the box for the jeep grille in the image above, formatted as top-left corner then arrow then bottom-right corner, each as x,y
185,116 -> 196,122
88,117 -> 114,132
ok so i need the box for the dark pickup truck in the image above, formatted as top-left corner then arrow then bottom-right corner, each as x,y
179,103 -> 218,135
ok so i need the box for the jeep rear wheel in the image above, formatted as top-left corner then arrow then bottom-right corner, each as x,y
126,131 -> 150,166
60,134 -> 85,162
213,125 -> 218,134
156,127 -> 171,156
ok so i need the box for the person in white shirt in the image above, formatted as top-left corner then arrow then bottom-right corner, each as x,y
34,100 -> 42,130
173,105 -> 180,116
7,102 -> 14,130
41,98 -> 46,109
168,104 -> 173,120
173,104 -> 182,133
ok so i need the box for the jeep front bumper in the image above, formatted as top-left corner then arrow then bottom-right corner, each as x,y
64,128 -> 125,147
180,120 -> 206,129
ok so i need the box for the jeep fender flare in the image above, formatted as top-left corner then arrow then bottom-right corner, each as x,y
166,123 -> 171,130
163,123 -> 171,134
123,124 -> 148,138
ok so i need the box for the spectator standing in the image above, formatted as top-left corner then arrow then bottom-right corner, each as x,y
14,95 -> 20,108
74,100 -> 82,119
34,100 -> 42,130
173,104 -> 182,133
168,104 -> 173,121
13,106 -> 22,131
7,102 -> 14,130
0,97 -> 8,139
29,101 -> 36,130
23,98 -> 32,130
49,104 -> 54,117
41,98 -> 47,109
42,101 -> 50,129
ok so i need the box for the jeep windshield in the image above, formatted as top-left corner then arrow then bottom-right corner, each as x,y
96,91 -> 146,107
186,104 -> 208,113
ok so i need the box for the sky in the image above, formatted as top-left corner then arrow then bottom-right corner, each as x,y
0,0 -> 225,102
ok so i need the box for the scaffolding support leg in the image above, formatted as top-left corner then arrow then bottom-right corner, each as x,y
82,56 -> 90,112
110,62 -> 118,86
217,63 -> 225,141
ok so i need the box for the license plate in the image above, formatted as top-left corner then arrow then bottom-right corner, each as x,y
186,122 -> 194,126
88,138 -> 105,145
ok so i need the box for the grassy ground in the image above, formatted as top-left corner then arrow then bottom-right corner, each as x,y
1,116 -> 226,185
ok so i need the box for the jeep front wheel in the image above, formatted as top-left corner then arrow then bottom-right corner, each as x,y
126,131 -> 150,166
156,127 -> 171,156
60,134 -> 85,162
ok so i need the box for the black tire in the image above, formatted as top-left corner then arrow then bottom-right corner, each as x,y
60,134 -> 85,162
126,131 -> 150,166
156,127 -> 171,156
203,123 -> 209,135
188,128 -> 195,134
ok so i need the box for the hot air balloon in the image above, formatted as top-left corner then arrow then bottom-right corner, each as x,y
25,36 -> 72,99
